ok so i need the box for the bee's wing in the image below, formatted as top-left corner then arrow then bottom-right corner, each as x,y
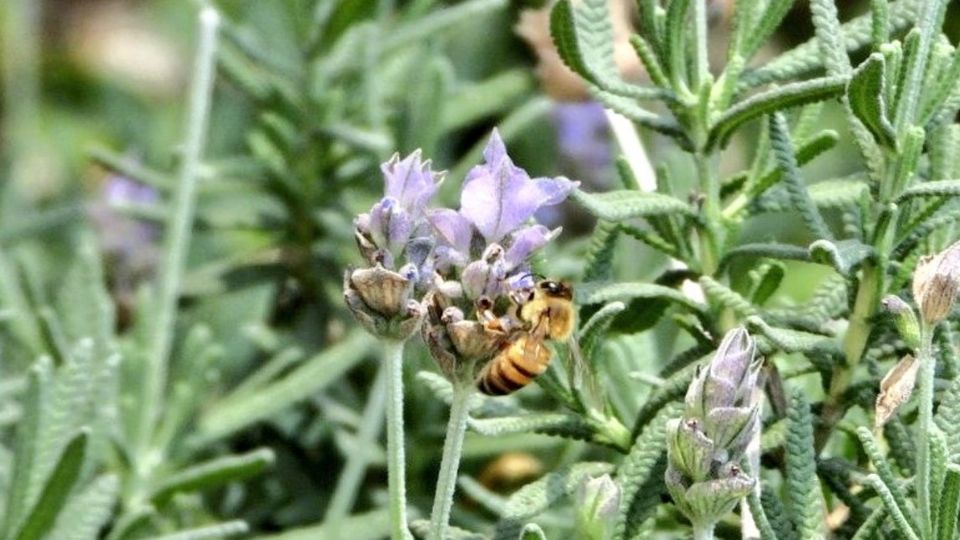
522,312 -> 551,367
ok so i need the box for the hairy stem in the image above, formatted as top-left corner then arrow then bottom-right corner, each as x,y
428,381 -> 472,540
694,153 -> 721,275
325,360 -> 388,535
693,522 -> 715,540
817,262 -> 880,449
384,340 -> 413,540
133,6 -> 219,500
916,327 -> 936,540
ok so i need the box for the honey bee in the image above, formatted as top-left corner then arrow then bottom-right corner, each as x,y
477,279 -> 579,395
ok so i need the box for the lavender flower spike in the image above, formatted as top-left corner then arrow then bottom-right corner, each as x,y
346,151 -> 442,341
666,327 -> 762,533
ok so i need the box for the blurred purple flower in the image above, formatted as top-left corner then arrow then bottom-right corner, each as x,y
553,102 -> 612,182
90,173 -> 160,265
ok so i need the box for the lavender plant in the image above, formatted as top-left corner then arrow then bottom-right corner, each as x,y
6,0 -> 960,538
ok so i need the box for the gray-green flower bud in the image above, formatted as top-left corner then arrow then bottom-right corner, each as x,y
666,327 -> 761,529
575,474 -> 620,540
881,295 -> 920,349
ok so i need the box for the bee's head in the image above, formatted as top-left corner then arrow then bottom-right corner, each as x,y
537,280 -> 573,300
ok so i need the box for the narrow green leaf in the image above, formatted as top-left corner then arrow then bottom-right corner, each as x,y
588,88 -> 687,141
930,429 -> 948,534
1,363 -> 49,540
935,375 -> 960,463
197,330 -> 375,442
847,54 -> 897,148
896,180 -> 960,202
663,0 -> 691,89
810,0 -> 852,76
385,0 -> 507,51
469,414 -> 595,445
741,0 -> 795,61
441,70 -> 533,133
14,431 -> 88,540
856,427 -> 920,534
492,462 -> 613,539
409,519 -> 484,540
629,364 -> 699,439
578,281 -> 705,314
699,275 -> 759,318
850,506 -> 887,540
253,511 -> 388,540
750,262 -> 786,305
616,403 -> 681,539
150,448 -> 275,503
870,0 -> 889,50
938,465 -> 960,540
148,520 -> 249,540
708,76 -> 847,149
866,475 -> 919,540
769,113 -> 833,240
808,178 -> 871,209
784,391 -> 825,539
582,221 -> 620,282
747,489 -> 779,540
740,0 -> 919,88
721,243 -> 812,265
746,316 -> 839,356
808,239 -> 874,275
579,302 -> 626,362
48,474 -> 119,540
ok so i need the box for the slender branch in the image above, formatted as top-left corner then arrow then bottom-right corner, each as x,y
133,6 -> 220,499
693,522 -> 715,540
325,360 -> 388,536
915,326 -> 936,539
428,382 -> 472,540
384,340 -> 413,540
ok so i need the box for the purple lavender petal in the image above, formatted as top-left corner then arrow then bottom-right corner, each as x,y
429,209 -> 473,261
369,197 -> 413,256
460,131 -> 579,242
381,150 -> 441,217
504,225 -> 558,267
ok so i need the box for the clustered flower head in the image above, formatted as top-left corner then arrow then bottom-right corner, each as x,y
344,151 -> 443,341
665,327 -> 761,529
345,130 -> 579,373
422,131 -> 578,381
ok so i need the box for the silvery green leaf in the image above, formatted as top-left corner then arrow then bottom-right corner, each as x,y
149,520 -> 249,540
196,330 -> 375,443
769,113 -> 833,240
847,54 -> 897,148
48,474 -> 119,540
808,239 -> 875,275
579,301 -> 626,362
493,462 -> 613,540
784,391 -> 825,539
896,180 -> 960,203
856,427 -> 920,534
745,316 -> 839,356
938,465 -> 960,540
709,76 -> 846,150
12,430 -> 88,540
519,523 -> 547,540
149,448 -> 275,504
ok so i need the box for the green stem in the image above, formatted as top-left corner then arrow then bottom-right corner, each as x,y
325,360 -> 388,536
691,0 -> 709,89
384,340 -> 413,540
428,381 -> 472,540
693,522 -> 715,540
916,327 -> 936,540
817,262 -> 880,448
694,153 -> 720,275
133,6 -> 219,501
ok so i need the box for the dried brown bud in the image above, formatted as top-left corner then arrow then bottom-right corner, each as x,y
343,266 -> 425,341
913,240 -> 960,324
874,354 -> 920,429
421,290 -> 510,382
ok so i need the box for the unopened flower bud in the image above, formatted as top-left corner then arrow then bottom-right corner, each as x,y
421,291 -> 510,382
882,295 -> 921,349
667,327 -> 761,529
913,240 -> 960,324
575,474 -> 620,540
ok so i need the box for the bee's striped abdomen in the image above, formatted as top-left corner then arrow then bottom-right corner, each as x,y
478,337 -> 552,396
